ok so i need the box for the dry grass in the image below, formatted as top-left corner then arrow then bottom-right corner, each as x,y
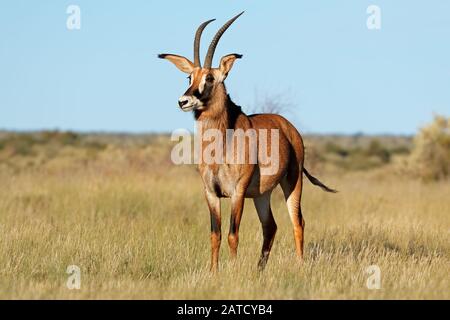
0,156 -> 448,299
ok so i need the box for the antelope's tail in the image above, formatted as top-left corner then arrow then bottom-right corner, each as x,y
303,168 -> 338,193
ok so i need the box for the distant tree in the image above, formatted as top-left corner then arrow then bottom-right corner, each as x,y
247,91 -> 295,116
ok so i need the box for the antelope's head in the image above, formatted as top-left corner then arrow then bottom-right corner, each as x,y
158,12 -> 243,112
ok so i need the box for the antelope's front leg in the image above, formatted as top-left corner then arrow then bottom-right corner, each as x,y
205,190 -> 221,272
228,193 -> 245,259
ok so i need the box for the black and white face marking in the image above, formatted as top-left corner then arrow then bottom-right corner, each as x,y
178,70 -> 217,112
199,74 -> 215,94
178,94 -> 203,111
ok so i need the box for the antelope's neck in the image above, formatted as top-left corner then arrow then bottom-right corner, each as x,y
194,84 -> 242,133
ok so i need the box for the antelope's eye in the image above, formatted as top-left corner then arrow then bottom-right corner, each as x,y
187,75 -> 192,83
206,75 -> 214,83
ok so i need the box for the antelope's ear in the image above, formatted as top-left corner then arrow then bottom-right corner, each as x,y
219,54 -> 242,78
158,54 -> 194,74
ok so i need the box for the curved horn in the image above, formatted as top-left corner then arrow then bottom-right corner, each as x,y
204,11 -> 244,69
193,19 -> 215,67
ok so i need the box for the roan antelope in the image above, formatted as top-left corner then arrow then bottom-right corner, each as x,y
159,12 -> 336,272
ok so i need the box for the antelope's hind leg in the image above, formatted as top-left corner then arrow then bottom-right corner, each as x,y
280,170 -> 305,261
253,193 -> 277,271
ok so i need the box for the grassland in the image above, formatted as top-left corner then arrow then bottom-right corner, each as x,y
0,132 -> 448,299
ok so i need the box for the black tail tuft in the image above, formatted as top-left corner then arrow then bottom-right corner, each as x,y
303,168 -> 337,193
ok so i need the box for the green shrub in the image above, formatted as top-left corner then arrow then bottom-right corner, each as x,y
365,139 -> 391,164
40,130 -> 80,145
2,134 -> 36,156
324,142 -> 349,157
391,146 -> 410,155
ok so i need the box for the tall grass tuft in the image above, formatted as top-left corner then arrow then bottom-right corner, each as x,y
409,115 -> 450,181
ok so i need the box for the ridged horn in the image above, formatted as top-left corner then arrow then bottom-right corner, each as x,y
203,11 -> 244,69
193,19 -> 215,67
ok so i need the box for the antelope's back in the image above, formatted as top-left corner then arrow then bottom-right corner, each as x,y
248,113 -> 305,165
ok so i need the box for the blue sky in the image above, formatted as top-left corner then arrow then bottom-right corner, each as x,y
0,0 -> 449,134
